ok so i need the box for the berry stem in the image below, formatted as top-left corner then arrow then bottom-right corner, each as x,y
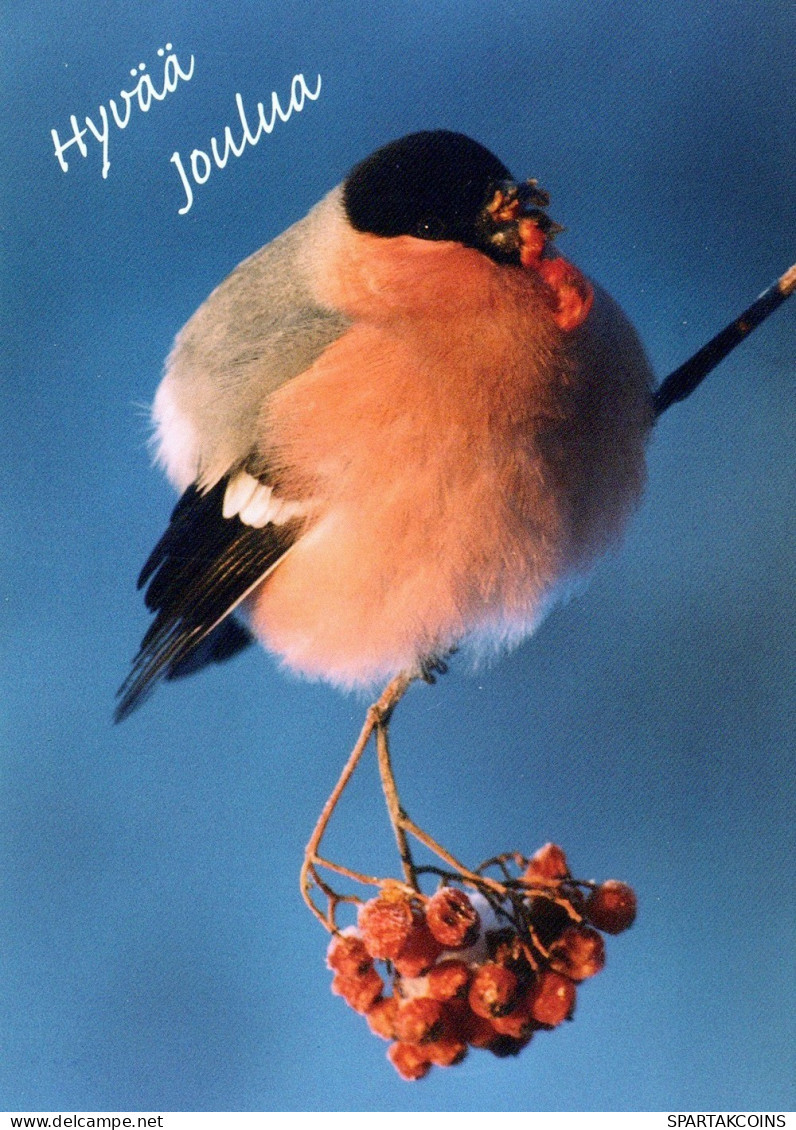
301,671 -> 546,931
375,715 -> 419,890
397,813 -> 506,897
313,854 -> 391,889
300,672 -> 416,926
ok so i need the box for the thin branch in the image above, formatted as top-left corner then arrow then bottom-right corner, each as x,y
375,717 -> 419,889
397,813 -> 506,897
654,261 -> 795,416
301,667 -> 594,944
300,703 -> 379,924
313,855 -> 389,889
300,672 -> 415,924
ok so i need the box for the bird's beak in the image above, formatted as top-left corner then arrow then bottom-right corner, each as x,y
478,179 -> 594,333
478,179 -> 564,268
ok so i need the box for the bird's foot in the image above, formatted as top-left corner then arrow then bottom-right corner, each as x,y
418,648 -> 457,685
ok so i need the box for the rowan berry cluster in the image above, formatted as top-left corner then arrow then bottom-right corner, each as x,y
326,843 -> 636,1080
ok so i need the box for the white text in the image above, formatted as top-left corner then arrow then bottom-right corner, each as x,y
51,43 -> 194,179
170,72 -> 322,214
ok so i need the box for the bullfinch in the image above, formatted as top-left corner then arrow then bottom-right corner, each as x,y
115,129 -> 654,721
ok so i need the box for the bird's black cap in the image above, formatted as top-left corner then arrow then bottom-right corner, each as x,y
342,130 -> 514,248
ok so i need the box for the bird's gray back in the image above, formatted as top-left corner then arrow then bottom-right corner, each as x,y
158,196 -> 351,486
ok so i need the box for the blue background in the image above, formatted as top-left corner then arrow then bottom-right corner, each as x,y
2,0 -> 794,1113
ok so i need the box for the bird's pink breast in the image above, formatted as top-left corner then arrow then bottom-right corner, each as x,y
247,233 -> 649,686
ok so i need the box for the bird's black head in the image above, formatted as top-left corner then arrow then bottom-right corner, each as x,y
342,130 -> 561,264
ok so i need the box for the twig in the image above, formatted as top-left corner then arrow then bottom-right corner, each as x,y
397,813 -> 506,897
301,670 -> 592,941
300,673 -> 415,926
654,262 -> 795,415
375,718 -> 419,889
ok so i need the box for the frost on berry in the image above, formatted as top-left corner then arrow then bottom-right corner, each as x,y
468,962 -> 520,1019
585,880 -> 638,934
331,965 -> 384,1014
392,918 -> 444,977
327,931 -> 372,976
426,959 -> 471,1001
523,842 -> 569,884
388,1041 -> 432,1081
366,996 -> 398,1040
393,996 -> 445,1043
325,848 -> 637,1080
358,890 -> 419,961
426,888 -> 480,948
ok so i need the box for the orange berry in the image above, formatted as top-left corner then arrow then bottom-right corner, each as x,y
426,888 -> 480,948
490,1013 -> 535,1040
517,217 -> 547,268
331,966 -> 384,1014
549,925 -> 606,981
585,880 -> 637,934
436,998 -> 495,1049
392,919 -> 444,977
489,989 -> 536,1039
523,842 -> 569,884
436,999 -> 473,1040
366,996 -> 399,1040
393,996 -> 445,1044
468,962 -> 520,1018
487,930 -> 534,986
536,256 -> 595,333
326,932 -> 372,976
487,926 -> 523,962
426,960 -> 471,1002
388,1041 -> 432,1081
457,1006 -> 498,1049
358,891 -> 418,961
423,1037 -> 468,1067
528,969 -> 576,1027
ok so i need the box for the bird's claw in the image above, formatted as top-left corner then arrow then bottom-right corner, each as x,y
418,655 -> 451,684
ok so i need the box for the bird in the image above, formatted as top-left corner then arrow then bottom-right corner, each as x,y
115,129 -> 655,721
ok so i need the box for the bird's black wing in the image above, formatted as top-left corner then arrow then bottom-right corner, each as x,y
164,615 -> 254,681
115,478 -> 301,721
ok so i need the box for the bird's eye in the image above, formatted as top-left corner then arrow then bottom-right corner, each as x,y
416,215 -> 445,240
